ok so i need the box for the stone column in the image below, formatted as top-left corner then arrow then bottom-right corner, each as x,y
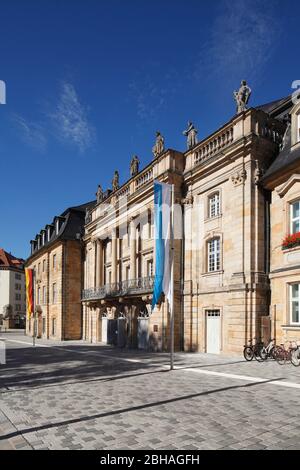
96,239 -> 103,287
130,218 -> 136,279
111,230 -> 117,284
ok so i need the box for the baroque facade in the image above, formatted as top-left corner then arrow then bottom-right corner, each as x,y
25,202 -> 94,340
82,91 -> 289,354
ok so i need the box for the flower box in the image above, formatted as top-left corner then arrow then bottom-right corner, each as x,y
282,232 -> 300,250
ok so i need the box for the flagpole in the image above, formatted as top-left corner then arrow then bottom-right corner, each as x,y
170,184 -> 175,370
33,269 -> 36,347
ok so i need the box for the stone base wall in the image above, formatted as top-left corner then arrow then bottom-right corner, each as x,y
183,283 -> 269,355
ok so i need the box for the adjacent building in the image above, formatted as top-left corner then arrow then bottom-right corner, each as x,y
263,95 -> 300,344
0,249 -> 26,328
25,201 -> 95,340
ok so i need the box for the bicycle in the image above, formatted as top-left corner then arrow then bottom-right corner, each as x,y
275,341 -> 297,365
259,338 -> 277,361
291,341 -> 300,367
243,338 -> 265,362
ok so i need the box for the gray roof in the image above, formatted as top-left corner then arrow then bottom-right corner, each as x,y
263,125 -> 300,182
256,94 -> 300,183
27,200 -> 95,262
256,95 -> 291,121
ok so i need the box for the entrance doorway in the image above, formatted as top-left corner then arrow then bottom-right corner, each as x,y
206,310 -> 221,354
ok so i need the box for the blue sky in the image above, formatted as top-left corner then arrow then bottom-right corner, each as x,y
0,0 -> 299,259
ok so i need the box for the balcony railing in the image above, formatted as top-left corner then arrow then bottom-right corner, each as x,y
82,276 -> 154,301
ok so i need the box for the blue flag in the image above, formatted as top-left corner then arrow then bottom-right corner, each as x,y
152,181 -> 171,308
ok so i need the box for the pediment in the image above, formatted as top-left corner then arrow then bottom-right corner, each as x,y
277,173 -> 300,197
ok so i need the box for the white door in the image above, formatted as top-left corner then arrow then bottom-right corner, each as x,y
206,310 -> 221,354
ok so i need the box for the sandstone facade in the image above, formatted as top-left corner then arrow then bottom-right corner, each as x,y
83,104 -> 286,354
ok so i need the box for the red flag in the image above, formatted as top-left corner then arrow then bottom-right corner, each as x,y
25,268 -> 34,316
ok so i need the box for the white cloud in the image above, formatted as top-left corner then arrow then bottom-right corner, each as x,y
129,67 -> 181,122
50,82 -> 95,153
195,0 -> 281,82
12,114 -> 47,152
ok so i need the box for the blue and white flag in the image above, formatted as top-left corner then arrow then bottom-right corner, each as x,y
152,181 -> 172,308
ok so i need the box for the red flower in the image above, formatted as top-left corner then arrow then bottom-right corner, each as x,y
282,232 -> 300,250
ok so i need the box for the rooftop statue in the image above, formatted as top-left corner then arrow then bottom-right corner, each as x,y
152,131 -> 165,159
234,80 -> 251,114
96,184 -> 104,204
85,207 -> 92,224
183,121 -> 198,149
130,155 -> 140,177
112,170 -> 119,192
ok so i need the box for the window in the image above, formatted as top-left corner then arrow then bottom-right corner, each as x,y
43,259 -> 46,272
52,283 -> 57,303
15,273 -> 21,280
42,286 -> 46,304
290,200 -> 300,234
51,318 -> 56,336
208,238 -> 220,272
42,318 -> 46,334
147,259 -> 153,277
56,219 -> 60,234
15,293 -> 21,300
290,284 -> 300,324
126,266 -> 130,281
37,287 -> 41,304
38,263 -> 41,275
208,193 -> 220,218
53,254 -> 56,269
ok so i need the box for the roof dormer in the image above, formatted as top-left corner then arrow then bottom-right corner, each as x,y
40,229 -> 46,246
46,224 -> 54,242
290,101 -> 300,147
54,216 -> 65,235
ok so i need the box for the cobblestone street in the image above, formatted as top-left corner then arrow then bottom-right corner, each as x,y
1,331 -> 300,450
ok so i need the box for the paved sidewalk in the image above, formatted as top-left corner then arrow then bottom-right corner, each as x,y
1,331 -> 300,450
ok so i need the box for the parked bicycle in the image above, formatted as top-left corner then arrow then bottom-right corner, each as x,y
258,338 -> 278,361
243,338 -> 265,362
275,341 -> 300,366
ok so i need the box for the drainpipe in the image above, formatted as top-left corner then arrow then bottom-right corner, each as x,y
62,241 -> 66,340
264,189 -> 271,276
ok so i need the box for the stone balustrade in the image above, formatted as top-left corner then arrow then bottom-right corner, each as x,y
135,168 -> 154,189
194,126 -> 234,165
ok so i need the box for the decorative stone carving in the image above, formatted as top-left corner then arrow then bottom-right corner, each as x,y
234,80 -> 251,114
130,155 -> 140,177
152,131 -> 165,158
254,160 -> 264,185
183,121 -> 198,149
181,194 -> 194,205
96,184 -> 104,204
112,170 -> 119,192
231,169 -> 247,186
85,207 -> 92,224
